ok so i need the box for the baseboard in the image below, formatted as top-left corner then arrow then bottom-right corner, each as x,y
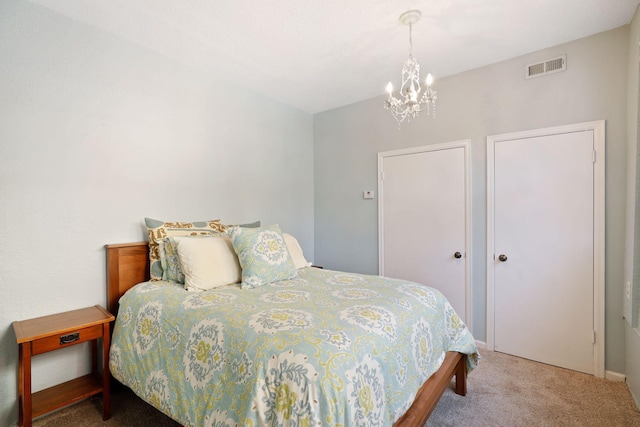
475,340 -> 487,350
605,370 -> 626,382
474,343 -> 623,382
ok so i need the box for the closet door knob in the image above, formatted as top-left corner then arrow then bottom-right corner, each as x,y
454,252 -> 462,259
498,254 -> 508,262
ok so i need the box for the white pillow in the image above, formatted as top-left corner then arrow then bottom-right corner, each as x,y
283,233 -> 312,269
173,236 -> 241,291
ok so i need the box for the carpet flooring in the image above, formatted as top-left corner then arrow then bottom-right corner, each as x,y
33,350 -> 640,426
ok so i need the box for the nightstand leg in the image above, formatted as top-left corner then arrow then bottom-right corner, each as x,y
91,340 -> 98,373
18,343 -> 23,427
102,323 -> 111,420
18,343 -> 32,427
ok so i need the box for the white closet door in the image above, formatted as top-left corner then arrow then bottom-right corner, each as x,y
379,142 -> 469,324
493,130 -> 595,374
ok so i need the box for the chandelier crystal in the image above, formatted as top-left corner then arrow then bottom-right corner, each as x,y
384,10 -> 437,124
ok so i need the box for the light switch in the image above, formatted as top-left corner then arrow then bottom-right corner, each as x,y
363,191 -> 375,199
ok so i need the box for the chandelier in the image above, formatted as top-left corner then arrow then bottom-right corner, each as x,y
384,10 -> 437,124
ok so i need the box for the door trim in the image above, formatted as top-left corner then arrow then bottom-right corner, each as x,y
378,140 -> 472,329
486,120 -> 605,377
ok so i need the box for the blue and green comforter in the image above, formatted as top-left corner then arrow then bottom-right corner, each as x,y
109,267 -> 478,426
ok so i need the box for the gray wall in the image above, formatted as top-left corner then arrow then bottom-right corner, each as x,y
0,1 -> 314,425
625,5 -> 640,407
314,26 -> 630,374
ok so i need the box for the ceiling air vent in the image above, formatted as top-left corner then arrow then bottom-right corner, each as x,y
525,55 -> 566,79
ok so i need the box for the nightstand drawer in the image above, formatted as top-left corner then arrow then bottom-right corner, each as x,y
31,324 -> 103,355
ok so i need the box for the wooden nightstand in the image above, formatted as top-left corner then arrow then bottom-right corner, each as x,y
12,305 -> 115,427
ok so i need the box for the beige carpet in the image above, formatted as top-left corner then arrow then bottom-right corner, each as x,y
34,350 -> 640,426
426,350 -> 640,427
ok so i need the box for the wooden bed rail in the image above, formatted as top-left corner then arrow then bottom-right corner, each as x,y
393,352 -> 467,427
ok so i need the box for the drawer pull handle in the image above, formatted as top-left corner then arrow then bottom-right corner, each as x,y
60,333 -> 80,345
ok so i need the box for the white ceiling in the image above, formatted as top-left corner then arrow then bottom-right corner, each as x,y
29,0 -> 640,113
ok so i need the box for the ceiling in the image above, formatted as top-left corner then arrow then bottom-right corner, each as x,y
29,0 -> 640,114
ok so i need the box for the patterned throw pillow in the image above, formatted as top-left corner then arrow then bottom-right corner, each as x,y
158,237 -> 185,283
234,220 -> 261,229
230,224 -> 297,289
145,217 -> 227,281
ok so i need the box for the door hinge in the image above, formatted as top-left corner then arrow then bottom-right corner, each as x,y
381,171 -> 385,180
592,330 -> 596,344
592,150 -> 596,163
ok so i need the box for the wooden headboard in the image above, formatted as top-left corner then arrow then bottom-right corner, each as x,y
105,242 -> 150,316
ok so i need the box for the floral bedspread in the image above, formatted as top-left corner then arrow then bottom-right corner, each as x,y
109,267 -> 478,427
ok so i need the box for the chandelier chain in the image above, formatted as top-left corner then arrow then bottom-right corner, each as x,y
409,24 -> 413,57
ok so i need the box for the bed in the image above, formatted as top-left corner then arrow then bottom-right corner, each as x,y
106,231 -> 478,426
